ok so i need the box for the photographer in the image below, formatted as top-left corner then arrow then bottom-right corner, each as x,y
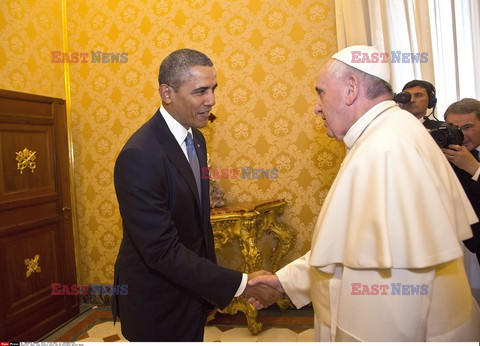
443,98 -> 480,272
400,80 -> 442,129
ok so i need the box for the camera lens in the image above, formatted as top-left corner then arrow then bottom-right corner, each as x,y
394,92 -> 411,104
430,129 -> 449,148
430,123 -> 464,148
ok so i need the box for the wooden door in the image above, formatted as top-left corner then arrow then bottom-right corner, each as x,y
0,89 -> 79,341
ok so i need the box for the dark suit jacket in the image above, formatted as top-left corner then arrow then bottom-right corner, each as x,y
112,109 -> 242,341
452,151 -> 480,266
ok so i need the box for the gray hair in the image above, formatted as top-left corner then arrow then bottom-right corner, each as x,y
329,60 -> 393,99
444,98 -> 480,120
158,49 -> 213,91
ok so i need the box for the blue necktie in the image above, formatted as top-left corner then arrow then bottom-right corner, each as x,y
185,133 -> 202,203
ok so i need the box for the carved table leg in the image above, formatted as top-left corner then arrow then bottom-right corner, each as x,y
266,209 -> 296,311
217,297 -> 263,335
210,200 -> 296,334
236,220 -> 264,333
239,237 -> 263,273
268,221 -> 296,272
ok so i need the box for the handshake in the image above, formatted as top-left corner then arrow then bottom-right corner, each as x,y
240,270 -> 285,309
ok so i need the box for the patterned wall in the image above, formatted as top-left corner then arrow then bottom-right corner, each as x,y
0,1 -> 64,98
1,0 -> 345,284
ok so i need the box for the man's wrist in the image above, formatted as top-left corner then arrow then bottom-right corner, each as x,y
471,165 -> 480,181
234,273 -> 248,297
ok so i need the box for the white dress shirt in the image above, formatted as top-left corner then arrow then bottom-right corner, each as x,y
159,106 -> 247,296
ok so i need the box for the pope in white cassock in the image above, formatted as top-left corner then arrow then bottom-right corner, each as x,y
249,45 -> 480,341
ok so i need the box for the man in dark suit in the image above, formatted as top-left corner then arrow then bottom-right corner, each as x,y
442,98 -> 480,267
401,80 -> 443,129
112,49 -> 281,341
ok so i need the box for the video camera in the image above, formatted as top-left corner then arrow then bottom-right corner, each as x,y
393,91 -> 411,104
430,123 -> 464,148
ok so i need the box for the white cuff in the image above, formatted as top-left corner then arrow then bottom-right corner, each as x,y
234,273 -> 248,297
472,166 -> 480,181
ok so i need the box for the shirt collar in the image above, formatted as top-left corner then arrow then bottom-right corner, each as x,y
160,105 -> 192,146
343,100 -> 397,149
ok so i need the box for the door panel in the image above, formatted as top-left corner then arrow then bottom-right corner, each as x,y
5,225 -> 59,305
0,89 -> 79,341
0,123 -> 55,196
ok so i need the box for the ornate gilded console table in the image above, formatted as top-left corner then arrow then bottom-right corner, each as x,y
209,199 -> 296,335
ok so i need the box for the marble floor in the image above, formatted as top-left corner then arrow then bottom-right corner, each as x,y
42,305 -> 315,342
40,289 -> 480,342
61,321 -> 315,342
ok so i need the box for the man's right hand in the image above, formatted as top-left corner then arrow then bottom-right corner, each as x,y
241,272 -> 284,309
443,144 -> 480,175
244,273 -> 285,309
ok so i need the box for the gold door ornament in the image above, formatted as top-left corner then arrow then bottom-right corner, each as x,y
16,148 -> 37,174
25,254 -> 42,278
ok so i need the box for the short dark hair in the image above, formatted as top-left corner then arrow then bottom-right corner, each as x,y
402,80 -> 437,108
444,98 -> 480,120
158,49 -> 213,91
402,80 -> 433,92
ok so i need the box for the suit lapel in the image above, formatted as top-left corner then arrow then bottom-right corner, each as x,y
151,110 -> 202,211
192,128 -> 215,260
151,110 -> 216,260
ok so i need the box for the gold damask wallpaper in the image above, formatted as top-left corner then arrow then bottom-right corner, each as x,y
0,1 -> 64,98
1,0 -> 345,284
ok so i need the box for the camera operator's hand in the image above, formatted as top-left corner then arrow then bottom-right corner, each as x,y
442,144 -> 480,176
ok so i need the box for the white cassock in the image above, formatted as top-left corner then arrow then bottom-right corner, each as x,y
277,101 -> 480,341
